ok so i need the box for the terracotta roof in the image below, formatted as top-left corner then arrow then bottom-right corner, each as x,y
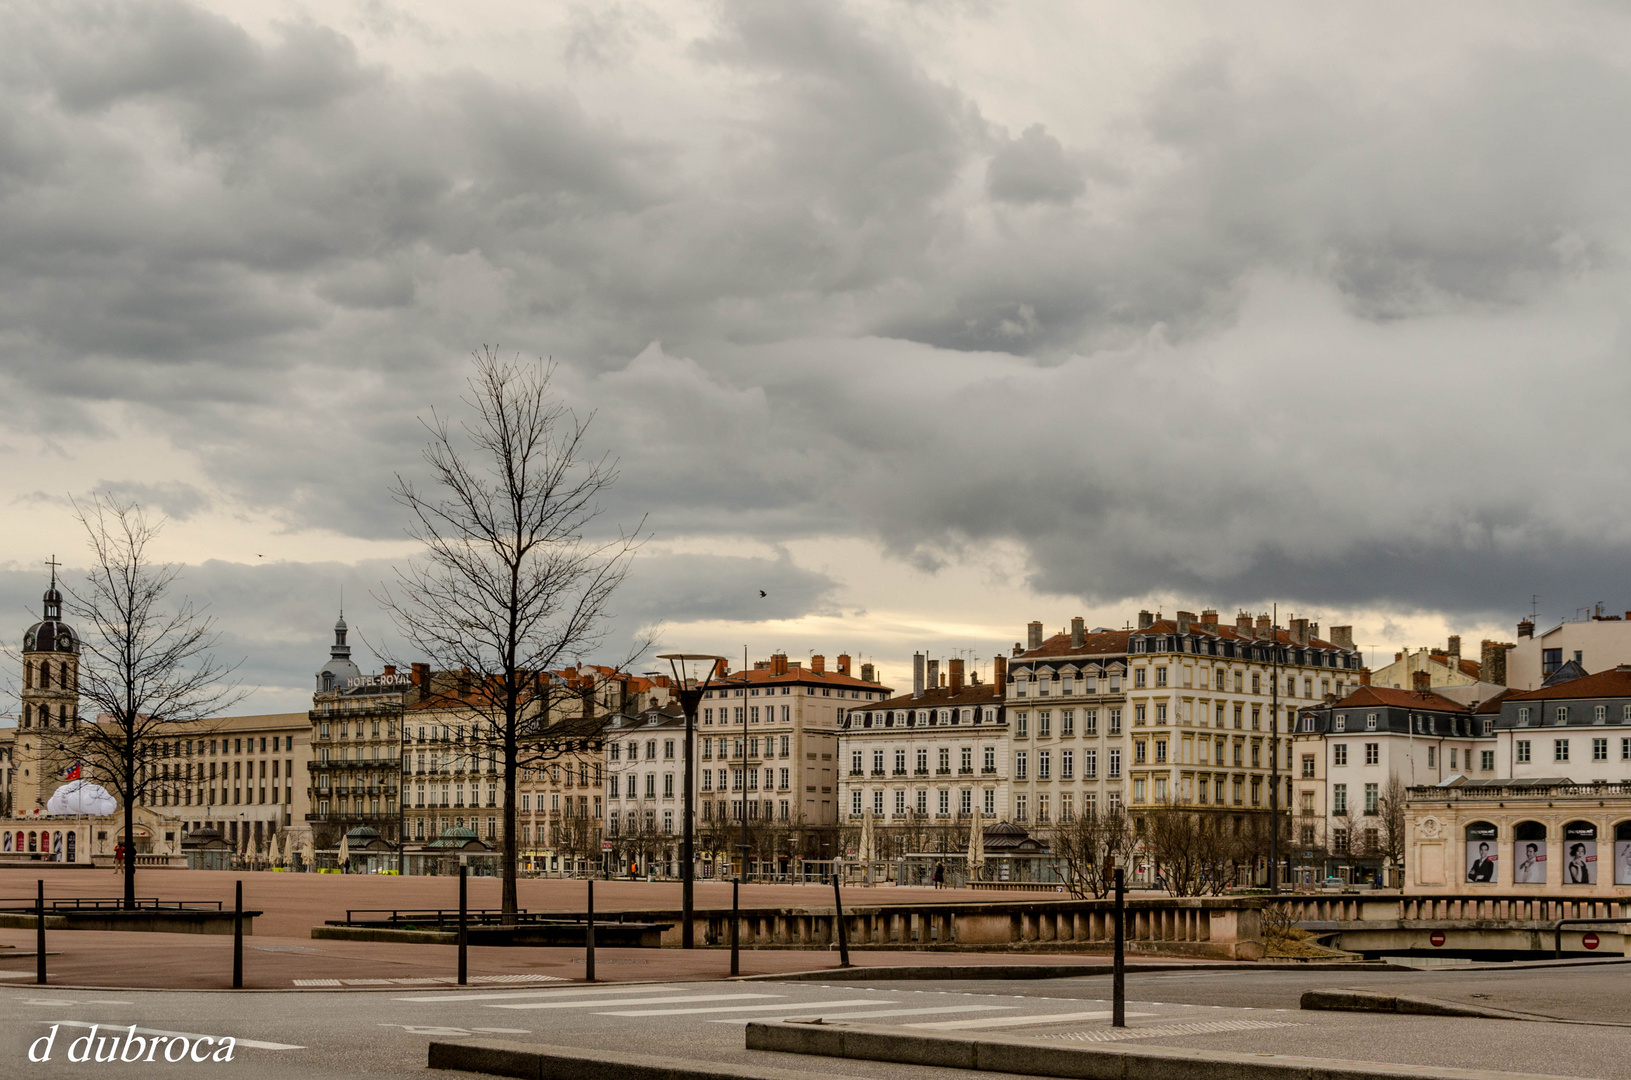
1135,619 -> 1350,652
714,667 -> 891,692
1502,666 -> 1631,702
1332,685 -> 1470,713
1014,629 -> 1131,660
1458,658 -> 1482,679
868,683 -> 1005,711
1475,690 -> 1513,714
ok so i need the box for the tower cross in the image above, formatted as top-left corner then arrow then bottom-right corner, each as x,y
45,555 -> 60,587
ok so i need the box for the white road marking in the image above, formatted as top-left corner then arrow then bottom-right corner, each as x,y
490,993 -> 777,1011
23,999 -> 133,1007
44,1019 -> 303,1051
908,1010 -> 1154,1030
604,999 -> 895,1017
709,1005 -> 1018,1024
401,984 -> 686,1003
471,1027 -> 532,1034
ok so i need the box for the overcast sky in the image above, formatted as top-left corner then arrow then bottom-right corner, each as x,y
3,1 -> 1629,715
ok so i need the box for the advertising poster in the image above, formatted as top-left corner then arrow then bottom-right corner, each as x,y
1513,838 -> 1547,883
1617,829 -> 1631,886
1563,821 -> 1598,885
1465,822 -> 1498,882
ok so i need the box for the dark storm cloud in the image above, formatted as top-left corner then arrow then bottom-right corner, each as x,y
4,0 -> 1631,699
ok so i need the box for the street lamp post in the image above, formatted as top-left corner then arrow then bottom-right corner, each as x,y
657,653 -> 726,950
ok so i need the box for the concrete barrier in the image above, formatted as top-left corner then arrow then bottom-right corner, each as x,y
429,1038 -> 874,1080
742,1020 -> 1577,1080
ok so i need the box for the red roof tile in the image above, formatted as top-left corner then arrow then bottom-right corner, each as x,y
1331,685 -> 1470,713
1501,666 -> 1631,702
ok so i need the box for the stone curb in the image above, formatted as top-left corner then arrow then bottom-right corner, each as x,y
427,1039 -> 849,1080
1298,989 -> 1630,1027
743,1019 -> 1580,1080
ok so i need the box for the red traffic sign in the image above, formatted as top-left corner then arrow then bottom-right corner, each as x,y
1583,932 -> 1600,950
1429,930 -> 1446,947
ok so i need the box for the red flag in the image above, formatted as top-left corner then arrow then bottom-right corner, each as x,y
62,762 -> 80,780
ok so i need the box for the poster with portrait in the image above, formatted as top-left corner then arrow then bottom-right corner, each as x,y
1616,822 -> 1631,885
1563,821 -> 1597,885
1465,822 -> 1498,882
1512,822 -> 1548,884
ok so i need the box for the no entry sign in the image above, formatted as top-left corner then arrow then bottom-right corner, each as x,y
1429,930 -> 1446,947
1583,932 -> 1600,950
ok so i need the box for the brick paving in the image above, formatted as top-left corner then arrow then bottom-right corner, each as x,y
0,867 -> 1189,990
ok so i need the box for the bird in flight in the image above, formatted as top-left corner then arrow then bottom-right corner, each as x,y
759,590 -> 767,598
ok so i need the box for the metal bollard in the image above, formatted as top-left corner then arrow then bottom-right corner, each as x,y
457,865 -> 468,986
585,879 -> 596,982
729,879 -> 740,977
831,874 -> 851,968
1112,868 -> 1125,1028
36,880 -> 46,985
233,880 -> 244,989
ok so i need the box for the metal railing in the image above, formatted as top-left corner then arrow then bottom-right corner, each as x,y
0,897 -> 224,913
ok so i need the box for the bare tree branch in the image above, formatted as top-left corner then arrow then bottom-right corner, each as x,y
377,348 -> 647,916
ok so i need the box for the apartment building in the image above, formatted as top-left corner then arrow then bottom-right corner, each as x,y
307,614 -> 409,847
1490,666 -> 1631,783
695,653 -> 891,858
839,655 -> 1009,851
603,703 -> 688,876
1508,610 -> 1631,691
1294,683 -> 1494,884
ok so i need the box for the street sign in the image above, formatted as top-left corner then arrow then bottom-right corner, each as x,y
601,841 -> 612,851
1583,932 -> 1600,950
1429,930 -> 1446,947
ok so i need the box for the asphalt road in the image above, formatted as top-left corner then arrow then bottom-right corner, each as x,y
5,966 -> 1630,1079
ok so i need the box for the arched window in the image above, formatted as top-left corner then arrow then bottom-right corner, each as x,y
39,660 -> 50,689
59,663 -> 68,690
1464,822 -> 1497,883
1513,821 -> 1548,884
1563,821 -> 1599,885
23,663 -> 31,690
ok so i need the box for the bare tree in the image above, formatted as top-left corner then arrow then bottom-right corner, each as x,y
44,497 -> 242,907
1143,804 -> 1242,896
1375,774 -> 1408,887
380,349 -> 645,917
1048,807 -> 1137,899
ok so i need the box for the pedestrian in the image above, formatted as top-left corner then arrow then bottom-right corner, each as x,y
933,860 -> 945,889
113,842 -> 124,873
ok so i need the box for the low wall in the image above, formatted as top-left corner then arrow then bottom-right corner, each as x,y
0,910 -> 257,936
1279,892 -> 1631,957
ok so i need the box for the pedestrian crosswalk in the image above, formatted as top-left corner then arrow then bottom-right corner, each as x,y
395,982 -> 1182,1031
294,974 -> 566,988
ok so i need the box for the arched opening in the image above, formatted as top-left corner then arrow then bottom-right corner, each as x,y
1614,821 -> 1631,886
1513,821 -> 1548,884
1563,821 -> 1598,885
1464,821 -> 1498,882
39,660 -> 50,689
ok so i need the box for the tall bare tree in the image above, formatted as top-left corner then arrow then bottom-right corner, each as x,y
1375,775 -> 1409,886
43,497 -> 242,907
380,349 -> 644,917
1048,806 -> 1137,898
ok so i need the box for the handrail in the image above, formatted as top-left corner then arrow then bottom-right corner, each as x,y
1552,916 -> 1631,959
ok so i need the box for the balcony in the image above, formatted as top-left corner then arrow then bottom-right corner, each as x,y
913,768 -> 929,776
870,769 -> 885,777
892,769 -> 907,777
958,767 -> 973,775
935,768 -> 951,776
980,766 -> 996,774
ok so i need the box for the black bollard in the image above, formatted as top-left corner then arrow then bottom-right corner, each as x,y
457,864 -> 468,986
729,879 -> 740,977
36,880 -> 46,985
831,874 -> 850,968
232,880 -> 244,989
1112,867 -> 1125,1028
585,879 -> 596,982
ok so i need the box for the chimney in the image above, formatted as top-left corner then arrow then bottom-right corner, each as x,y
949,658 -> 965,693
1479,640 -> 1511,687
1412,670 -> 1431,693
1070,617 -> 1085,649
1200,609 -> 1219,630
1138,610 -> 1155,630
382,664 -> 397,676
913,652 -> 925,699
1289,617 -> 1308,646
713,658 -> 730,679
1236,610 -> 1253,634
810,654 -> 825,675
1330,625 -> 1354,651
925,659 -> 938,691
1517,619 -> 1534,639
1309,622 -> 1320,642
837,653 -> 851,676
1176,610 -> 1193,635
1359,668 -> 1371,686
411,662 -> 430,691
1447,635 -> 1461,666
771,653 -> 788,676
1012,643 -> 1024,656
1255,614 -> 1272,640
860,662 -> 875,683
993,656 -> 1007,696
1027,621 -> 1044,650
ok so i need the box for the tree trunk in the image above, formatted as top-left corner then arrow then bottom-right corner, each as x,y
123,767 -> 137,910
501,733 -> 519,921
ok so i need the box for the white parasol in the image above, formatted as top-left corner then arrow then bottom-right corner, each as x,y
967,818 -> 986,881
301,833 -> 316,870
337,830 -> 350,871
858,811 -> 875,864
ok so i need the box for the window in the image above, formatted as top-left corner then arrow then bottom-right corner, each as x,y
1623,738 -> 1631,761
1135,668 -> 1147,688
1555,739 -> 1570,762
1332,828 -> 1350,854
1556,706 -> 1569,725
1084,749 -> 1097,779
1134,704 -> 1147,725
1589,737 -> 1607,761
1365,743 -> 1379,766
1516,740 -> 1531,763
1038,712 -> 1051,737
1334,714 -> 1347,732
1134,740 -> 1147,764
1015,713 -> 1028,737
1155,667 -> 1168,687
1015,752 -> 1028,780
1597,706 -> 1608,723
1518,707 -> 1531,726
983,746 -> 996,772
1109,709 -> 1122,734
1301,755 -> 1315,778
1365,713 -> 1377,731
1364,782 -> 1378,815
1332,784 -> 1348,815
1084,710 -> 1098,735
1061,749 -> 1074,779
1427,746 -> 1435,768
1108,748 -> 1121,778
983,789 -> 995,816
1154,740 -> 1167,764
1481,749 -> 1495,771
1062,710 -> 1074,736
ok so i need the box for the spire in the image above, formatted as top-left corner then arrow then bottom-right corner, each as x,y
332,611 -> 351,660
43,555 -> 62,620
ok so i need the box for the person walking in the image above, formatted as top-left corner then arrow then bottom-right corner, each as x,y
113,842 -> 124,873
933,860 -> 945,889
